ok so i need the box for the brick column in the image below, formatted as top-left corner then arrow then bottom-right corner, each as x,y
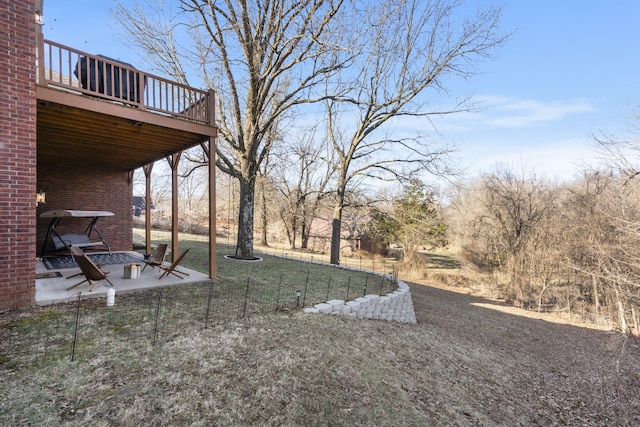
0,0 -> 37,311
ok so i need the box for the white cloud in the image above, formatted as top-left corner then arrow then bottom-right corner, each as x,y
482,97 -> 598,128
462,136 -> 599,181
428,96 -> 599,132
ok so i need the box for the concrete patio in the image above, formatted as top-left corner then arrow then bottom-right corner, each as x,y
35,251 -> 211,305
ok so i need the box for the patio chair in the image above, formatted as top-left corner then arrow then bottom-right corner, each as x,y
66,247 -> 105,279
66,246 -> 115,291
159,248 -> 190,280
141,243 -> 168,272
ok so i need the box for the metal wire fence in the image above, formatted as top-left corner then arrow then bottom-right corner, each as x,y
1,269 -> 398,365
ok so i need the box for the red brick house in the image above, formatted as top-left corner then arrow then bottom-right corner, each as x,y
0,0 -> 217,312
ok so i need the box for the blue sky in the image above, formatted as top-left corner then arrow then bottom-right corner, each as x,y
43,1 -> 640,182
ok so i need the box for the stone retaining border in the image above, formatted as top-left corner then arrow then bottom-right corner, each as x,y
256,250 -> 417,324
303,278 -> 417,324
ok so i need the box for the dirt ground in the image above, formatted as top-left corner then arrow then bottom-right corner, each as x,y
407,280 -> 640,425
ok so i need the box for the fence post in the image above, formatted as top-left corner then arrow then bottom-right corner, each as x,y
242,277 -> 250,318
205,280 -> 215,328
70,292 -> 82,362
276,273 -> 283,308
302,269 -> 310,308
152,290 -> 163,346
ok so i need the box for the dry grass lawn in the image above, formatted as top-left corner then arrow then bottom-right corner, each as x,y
1,279 -> 639,425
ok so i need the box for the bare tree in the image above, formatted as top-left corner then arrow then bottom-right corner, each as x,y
593,113 -> 640,180
583,117 -> 640,330
272,127 -> 335,249
448,165 -> 640,329
443,118 -> 640,328
134,162 -> 172,216
257,156 -> 272,247
115,0 -> 351,259
255,119 -> 286,247
177,149 -> 210,231
449,166 -> 557,304
325,0 -> 507,264
564,172 -> 640,332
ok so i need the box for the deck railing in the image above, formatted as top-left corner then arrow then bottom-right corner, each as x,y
38,39 -> 214,126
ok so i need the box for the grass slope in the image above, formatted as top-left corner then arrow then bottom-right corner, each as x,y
2,280 -> 639,425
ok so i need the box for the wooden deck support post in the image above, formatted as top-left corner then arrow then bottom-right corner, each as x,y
202,136 -> 217,279
167,152 -> 182,262
143,163 -> 154,255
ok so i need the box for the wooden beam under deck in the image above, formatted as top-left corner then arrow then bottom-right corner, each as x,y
37,86 -> 216,171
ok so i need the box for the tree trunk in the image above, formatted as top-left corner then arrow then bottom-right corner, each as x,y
330,201 -> 344,265
301,218 -> 309,249
290,216 -> 297,249
235,178 -> 255,260
330,217 -> 342,265
330,180 -> 346,265
614,286 -> 627,333
537,282 -> 548,312
592,275 -> 600,324
259,176 -> 268,247
300,197 -> 309,249
618,300 -> 627,333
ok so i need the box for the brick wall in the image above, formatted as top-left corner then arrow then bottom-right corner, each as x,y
0,0 -> 37,312
36,161 -> 133,256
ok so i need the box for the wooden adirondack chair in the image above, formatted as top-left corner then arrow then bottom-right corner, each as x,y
66,246 -> 115,291
141,243 -> 168,272
159,248 -> 190,279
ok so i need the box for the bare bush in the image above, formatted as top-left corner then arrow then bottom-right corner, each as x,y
447,167 -> 640,330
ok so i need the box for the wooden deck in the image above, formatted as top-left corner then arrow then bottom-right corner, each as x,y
36,39 -> 216,171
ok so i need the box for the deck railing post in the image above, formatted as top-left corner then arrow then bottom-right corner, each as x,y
208,89 -> 216,126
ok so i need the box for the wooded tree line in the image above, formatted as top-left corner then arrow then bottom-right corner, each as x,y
141,140 -> 640,333
141,117 -> 640,332
447,166 -> 640,333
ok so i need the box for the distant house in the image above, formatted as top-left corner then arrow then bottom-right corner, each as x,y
306,215 -> 386,256
359,233 -> 387,256
132,196 -> 154,217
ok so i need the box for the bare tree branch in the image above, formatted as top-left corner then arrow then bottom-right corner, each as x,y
326,0 -> 508,264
